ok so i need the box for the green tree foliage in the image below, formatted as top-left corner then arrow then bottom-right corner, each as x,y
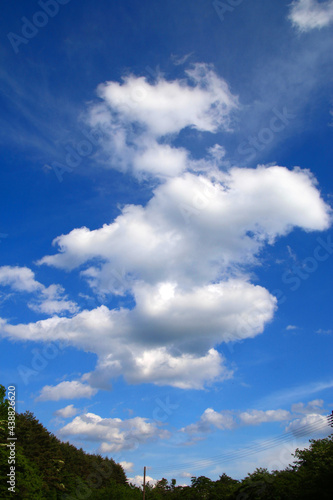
0,385 -> 44,499
0,384 -> 139,499
291,435 -> 333,499
1,385 -> 332,499
190,476 -> 213,499
210,473 -> 239,499
233,467 -> 275,499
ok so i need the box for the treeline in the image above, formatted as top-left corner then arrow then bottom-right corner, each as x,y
0,385 -> 136,499
1,385 -> 332,499
145,439 -> 333,499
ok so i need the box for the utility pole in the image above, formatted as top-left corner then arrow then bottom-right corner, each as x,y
143,466 -> 146,500
328,411 -> 333,428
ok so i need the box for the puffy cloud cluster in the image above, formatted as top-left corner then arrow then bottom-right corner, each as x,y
182,408 -> 291,435
87,63 -> 238,179
181,399 -> 331,441
1,299 -> 235,390
1,268 -> 277,390
59,412 -> 169,453
285,399 -> 330,437
0,65 -> 331,394
54,399 -> 330,454
288,0 -> 333,32
38,166 -> 330,290
0,265 -> 78,315
285,413 -> 329,436
0,266 -> 42,292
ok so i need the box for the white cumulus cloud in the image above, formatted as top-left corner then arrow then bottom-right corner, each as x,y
0,278 -> 278,390
0,66 -> 331,394
36,381 -> 97,401
29,284 -> 78,315
1,166 -> 330,390
285,413 -> 330,436
120,461 -> 134,473
288,0 -> 333,32
128,474 -> 157,488
86,63 -> 238,179
182,407 -> 291,436
0,266 -> 43,292
59,412 -> 169,452
182,408 -> 235,434
38,166 -> 330,288
53,404 -> 79,419
93,63 -> 237,136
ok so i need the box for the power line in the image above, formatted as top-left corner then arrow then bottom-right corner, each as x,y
151,413 -> 332,475
328,411 -> 333,427
152,421 -> 329,475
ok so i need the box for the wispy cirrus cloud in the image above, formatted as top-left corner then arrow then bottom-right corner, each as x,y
316,328 -> 332,335
257,380 -> 333,408
286,325 -> 299,331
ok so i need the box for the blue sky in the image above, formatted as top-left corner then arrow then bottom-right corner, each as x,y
0,0 -> 333,487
